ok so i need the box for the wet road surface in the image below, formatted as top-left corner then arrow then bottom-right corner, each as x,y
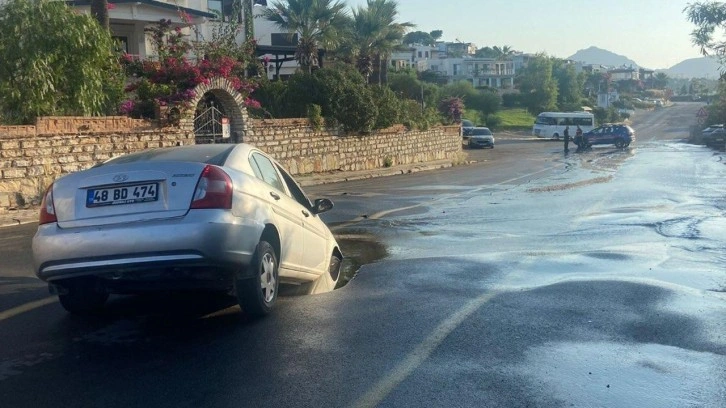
0,103 -> 724,407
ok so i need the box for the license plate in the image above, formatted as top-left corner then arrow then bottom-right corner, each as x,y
86,183 -> 158,207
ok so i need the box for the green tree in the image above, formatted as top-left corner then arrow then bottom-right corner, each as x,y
402,30 -> 434,46
685,2 -> 726,63
352,0 -> 413,84
475,45 -> 516,59
441,80 -> 500,116
388,70 -> 439,110
263,0 -> 349,73
516,54 -> 558,115
0,0 -> 124,124
553,60 -> 585,110
653,72 -> 669,89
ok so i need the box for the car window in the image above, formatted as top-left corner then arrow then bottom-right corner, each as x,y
276,164 -> 312,208
99,145 -> 235,167
471,128 -> 492,136
249,153 -> 285,192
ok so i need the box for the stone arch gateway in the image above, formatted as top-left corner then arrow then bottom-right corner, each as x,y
181,77 -> 250,144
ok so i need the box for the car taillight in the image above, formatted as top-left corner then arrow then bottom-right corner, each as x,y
190,165 -> 233,209
39,184 -> 57,224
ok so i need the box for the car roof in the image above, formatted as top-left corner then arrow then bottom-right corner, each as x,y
98,143 -> 265,168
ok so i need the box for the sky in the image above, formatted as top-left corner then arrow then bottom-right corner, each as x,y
347,0 -> 705,69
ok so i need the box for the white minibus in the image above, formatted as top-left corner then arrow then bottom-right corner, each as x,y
532,112 -> 595,139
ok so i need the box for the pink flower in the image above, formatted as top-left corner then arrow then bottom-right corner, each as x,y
119,100 -> 135,115
244,98 -> 261,110
107,2 -> 116,10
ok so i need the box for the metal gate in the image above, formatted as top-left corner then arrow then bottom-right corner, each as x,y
194,106 -> 229,144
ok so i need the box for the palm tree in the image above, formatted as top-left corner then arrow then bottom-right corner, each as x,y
492,45 -> 515,60
348,0 -> 413,84
90,0 -> 110,30
262,0 -> 349,74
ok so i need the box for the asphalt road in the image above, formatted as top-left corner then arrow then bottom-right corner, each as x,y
1,103 -> 724,407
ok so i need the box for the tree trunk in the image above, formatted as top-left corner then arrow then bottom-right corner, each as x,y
90,0 -> 110,30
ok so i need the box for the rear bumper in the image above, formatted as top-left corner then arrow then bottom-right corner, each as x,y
32,210 -> 263,283
469,139 -> 494,148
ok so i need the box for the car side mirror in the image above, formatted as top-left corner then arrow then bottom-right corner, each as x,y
312,198 -> 334,215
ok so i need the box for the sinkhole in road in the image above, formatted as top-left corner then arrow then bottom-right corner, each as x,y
334,232 -> 388,289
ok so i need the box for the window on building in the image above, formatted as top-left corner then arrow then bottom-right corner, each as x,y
113,36 -> 129,53
418,51 -> 422,58
425,51 -> 429,58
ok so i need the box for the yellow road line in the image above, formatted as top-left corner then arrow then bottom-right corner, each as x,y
350,291 -> 500,408
0,297 -> 57,321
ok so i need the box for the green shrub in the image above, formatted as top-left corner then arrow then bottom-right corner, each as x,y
502,93 -> 520,108
307,104 -> 323,130
485,114 -> 502,129
334,86 -> 377,134
250,79 -> 288,118
370,85 -> 400,129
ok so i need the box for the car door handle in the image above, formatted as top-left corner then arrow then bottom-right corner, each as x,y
302,210 -> 310,217
270,192 -> 280,200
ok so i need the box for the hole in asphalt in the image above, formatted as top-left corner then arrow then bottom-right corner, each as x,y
334,233 -> 388,288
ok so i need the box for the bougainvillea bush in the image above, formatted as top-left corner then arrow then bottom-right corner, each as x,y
120,18 -> 260,120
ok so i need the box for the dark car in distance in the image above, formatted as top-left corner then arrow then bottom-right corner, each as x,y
702,127 -> 726,149
461,119 -> 475,137
575,123 -> 635,149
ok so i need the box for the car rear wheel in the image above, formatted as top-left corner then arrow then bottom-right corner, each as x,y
57,277 -> 109,315
237,240 -> 278,318
614,139 -> 625,148
552,133 -> 560,140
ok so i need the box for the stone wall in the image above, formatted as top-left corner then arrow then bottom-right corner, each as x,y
0,116 -> 461,211
246,119 -> 462,175
0,117 -> 194,210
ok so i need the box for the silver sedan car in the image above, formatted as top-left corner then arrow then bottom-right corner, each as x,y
32,143 -> 343,317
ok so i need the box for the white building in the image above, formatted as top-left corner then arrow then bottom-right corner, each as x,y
62,1 -> 293,79
432,57 -> 515,89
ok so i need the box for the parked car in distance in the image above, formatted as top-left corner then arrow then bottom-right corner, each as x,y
702,127 -> 726,149
467,127 -> 495,149
32,143 -> 343,318
461,119 -> 475,137
575,123 -> 635,149
701,124 -> 724,136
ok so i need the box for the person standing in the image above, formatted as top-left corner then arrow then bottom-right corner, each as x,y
575,125 -> 583,151
564,125 -> 570,153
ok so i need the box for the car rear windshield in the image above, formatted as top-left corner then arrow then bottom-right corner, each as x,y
98,145 -> 236,167
471,128 -> 492,136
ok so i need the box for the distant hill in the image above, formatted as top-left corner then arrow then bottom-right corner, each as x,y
664,57 -> 721,79
568,46 -> 639,68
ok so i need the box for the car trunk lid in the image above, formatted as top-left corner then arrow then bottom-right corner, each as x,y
52,162 -> 210,229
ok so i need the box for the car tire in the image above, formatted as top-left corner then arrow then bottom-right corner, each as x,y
614,139 -> 625,148
57,278 -> 109,315
237,240 -> 278,318
552,133 -> 560,140
309,254 -> 343,294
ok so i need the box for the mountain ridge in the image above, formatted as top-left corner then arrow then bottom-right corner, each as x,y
566,46 -> 719,78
